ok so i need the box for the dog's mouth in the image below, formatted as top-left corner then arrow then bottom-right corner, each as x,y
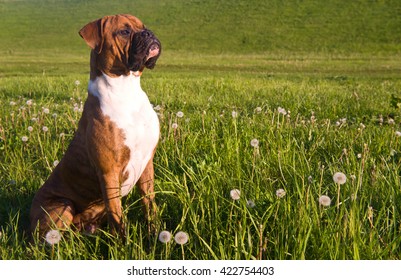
128,29 -> 161,72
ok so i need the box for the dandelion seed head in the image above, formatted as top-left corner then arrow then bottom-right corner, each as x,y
10,101 -> 16,106
174,231 -> 189,245
388,118 -> 395,125
246,199 -> 256,208
319,195 -> 331,207
26,99 -> 33,106
27,126 -> 33,132
43,108 -> 50,114
395,131 -> 401,137
231,111 -> 238,118
333,172 -> 347,185
250,138 -> 259,148
42,126 -> 49,132
45,229 -> 61,245
176,111 -> 184,118
74,80 -> 81,86
171,123 -> 178,129
276,188 -> 286,198
53,160 -> 59,167
21,136 -> 28,142
230,189 -> 241,200
158,230 -> 172,243
255,107 -> 262,113
277,107 -> 287,115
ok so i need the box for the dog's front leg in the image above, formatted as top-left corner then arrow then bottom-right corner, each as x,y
137,155 -> 158,234
99,173 -> 125,237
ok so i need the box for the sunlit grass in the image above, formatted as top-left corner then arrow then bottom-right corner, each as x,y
1,64 -> 400,259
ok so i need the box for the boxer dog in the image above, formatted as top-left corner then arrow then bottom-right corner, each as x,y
30,14 -> 161,239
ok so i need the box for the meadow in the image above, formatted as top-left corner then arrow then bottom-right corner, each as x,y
1,0 -> 401,260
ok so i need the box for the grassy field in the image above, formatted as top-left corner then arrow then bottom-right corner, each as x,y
1,0 -> 401,260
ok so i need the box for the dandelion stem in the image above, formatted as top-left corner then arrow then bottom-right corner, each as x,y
258,224 -> 263,260
181,245 -> 185,260
336,183 -> 341,210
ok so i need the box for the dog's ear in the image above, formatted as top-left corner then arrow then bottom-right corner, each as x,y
79,17 -> 107,54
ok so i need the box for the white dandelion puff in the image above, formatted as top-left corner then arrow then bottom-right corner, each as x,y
276,188 -> 286,198
10,101 -> 16,106
255,107 -> 262,113
171,123 -> 178,129
174,231 -> 189,245
21,136 -> 28,142
43,108 -> 50,114
176,111 -> 184,118
333,172 -> 347,185
250,138 -> 259,148
230,189 -> 241,200
42,126 -> 49,132
26,99 -> 33,106
246,199 -> 256,208
395,131 -> 401,137
74,80 -> 81,86
277,107 -> 287,115
27,126 -> 33,132
231,111 -> 238,118
45,229 -> 61,245
53,160 -> 60,167
319,195 -> 331,207
158,230 -> 172,244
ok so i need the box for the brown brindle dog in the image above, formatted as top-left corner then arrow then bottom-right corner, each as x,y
30,14 -> 161,238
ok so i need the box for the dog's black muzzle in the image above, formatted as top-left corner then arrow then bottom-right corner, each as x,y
128,29 -> 161,71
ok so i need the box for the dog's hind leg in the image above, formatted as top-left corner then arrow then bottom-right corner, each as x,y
72,201 -> 107,234
30,198 -> 75,239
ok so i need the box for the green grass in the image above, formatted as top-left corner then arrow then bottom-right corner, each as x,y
1,0 -> 401,260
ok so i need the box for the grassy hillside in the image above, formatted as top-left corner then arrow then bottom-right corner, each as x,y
0,0 -> 401,56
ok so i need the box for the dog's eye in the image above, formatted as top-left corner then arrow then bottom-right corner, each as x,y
118,29 -> 131,37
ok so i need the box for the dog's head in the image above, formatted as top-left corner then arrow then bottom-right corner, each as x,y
79,14 -> 161,77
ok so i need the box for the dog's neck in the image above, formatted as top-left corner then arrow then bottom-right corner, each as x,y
89,50 -> 133,81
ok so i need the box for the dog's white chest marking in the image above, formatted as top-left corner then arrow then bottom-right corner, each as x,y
88,73 -> 159,197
